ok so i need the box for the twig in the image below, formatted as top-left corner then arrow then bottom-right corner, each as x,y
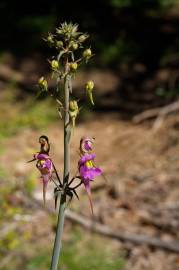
139,215 -> 179,233
25,195 -> 179,253
65,210 -> 179,253
153,101 -> 179,131
133,100 -> 179,125
133,107 -> 163,123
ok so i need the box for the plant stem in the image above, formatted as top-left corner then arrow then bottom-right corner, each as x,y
50,195 -> 66,270
63,74 -> 70,186
50,72 -> 71,270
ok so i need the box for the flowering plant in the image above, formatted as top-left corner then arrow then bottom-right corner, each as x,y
28,23 -> 102,270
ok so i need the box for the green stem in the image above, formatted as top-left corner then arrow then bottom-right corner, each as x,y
50,73 -> 71,270
63,74 -> 70,186
50,195 -> 66,270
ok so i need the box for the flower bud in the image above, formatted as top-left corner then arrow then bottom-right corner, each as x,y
38,77 -> 48,91
83,49 -> 92,59
71,42 -> 78,50
70,62 -> 78,71
69,100 -> 78,111
69,40 -> 78,50
78,34 -> 88,43
47,34 -> 54,44
86,80 -> 94,91
69,100 -> 79,132
56,40 -> 63,48
51,60 -> 59,70
85,81 -> 94,105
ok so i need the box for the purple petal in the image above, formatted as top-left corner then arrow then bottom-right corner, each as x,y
84,141 -> 92,151
79,165 -> 102,180
79,154 -> 96,165
82,177 -> 94,214
44,159 -> 52,170
42,175 -> 49,205
36,153 -> 50,160
42,174 -> 50,185
94,167 -> 102,175
36,158 -> 52,176
83,178 -> 91,192
79,165 -> 89,179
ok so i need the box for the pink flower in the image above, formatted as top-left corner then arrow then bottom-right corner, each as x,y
78,137 -> 102,214
80,136 -> 93,153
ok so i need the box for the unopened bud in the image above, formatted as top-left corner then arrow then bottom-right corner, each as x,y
70,62 -> 78,71
83,48 -> 92,59
69,100 -> 78,111
69,100 -> 79,132
86,81 -> 94,91
69,40 -> 78,50
56,40 -> 63,48
78,35 -> 88,43
47,34 -> 54,44
38,77 -> 48,91
85,81 -> 94,105
51,60 -> 59,70
71,43 -> 78,50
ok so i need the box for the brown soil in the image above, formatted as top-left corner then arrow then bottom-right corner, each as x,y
1,113 -> 179,269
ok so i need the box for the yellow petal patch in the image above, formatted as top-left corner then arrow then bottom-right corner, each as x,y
86,160 -> 93,168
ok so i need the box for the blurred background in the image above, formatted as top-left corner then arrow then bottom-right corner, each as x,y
1,0 -> 179,269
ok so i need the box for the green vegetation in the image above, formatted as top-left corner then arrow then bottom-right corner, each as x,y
60,235 -> 125,270
110,0 -> 179,8
0,87 -> 58,141
24,172 -> 37,195
0,186 -> 125,270
1,0 -> 179,66
1,0 -> 179,102
25,231 -> 125,270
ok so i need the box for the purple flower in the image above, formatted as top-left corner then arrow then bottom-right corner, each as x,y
79,154 -> 101,181
80,136 -> 94,153
78,137 -> 102,214
34,153 -> 53,204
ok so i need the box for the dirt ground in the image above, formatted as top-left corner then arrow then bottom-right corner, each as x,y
1,112 -> 179,269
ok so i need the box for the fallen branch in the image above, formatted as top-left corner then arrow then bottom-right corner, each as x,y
24,195 -> 179,253
139,215 -> 179,233
153,100 -> 179,131
133,100 -> 179,124
65,210 -> 179,253
133,107 -> 162,123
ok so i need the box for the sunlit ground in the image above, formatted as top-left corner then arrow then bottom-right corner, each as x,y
0,87 -> 125,270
